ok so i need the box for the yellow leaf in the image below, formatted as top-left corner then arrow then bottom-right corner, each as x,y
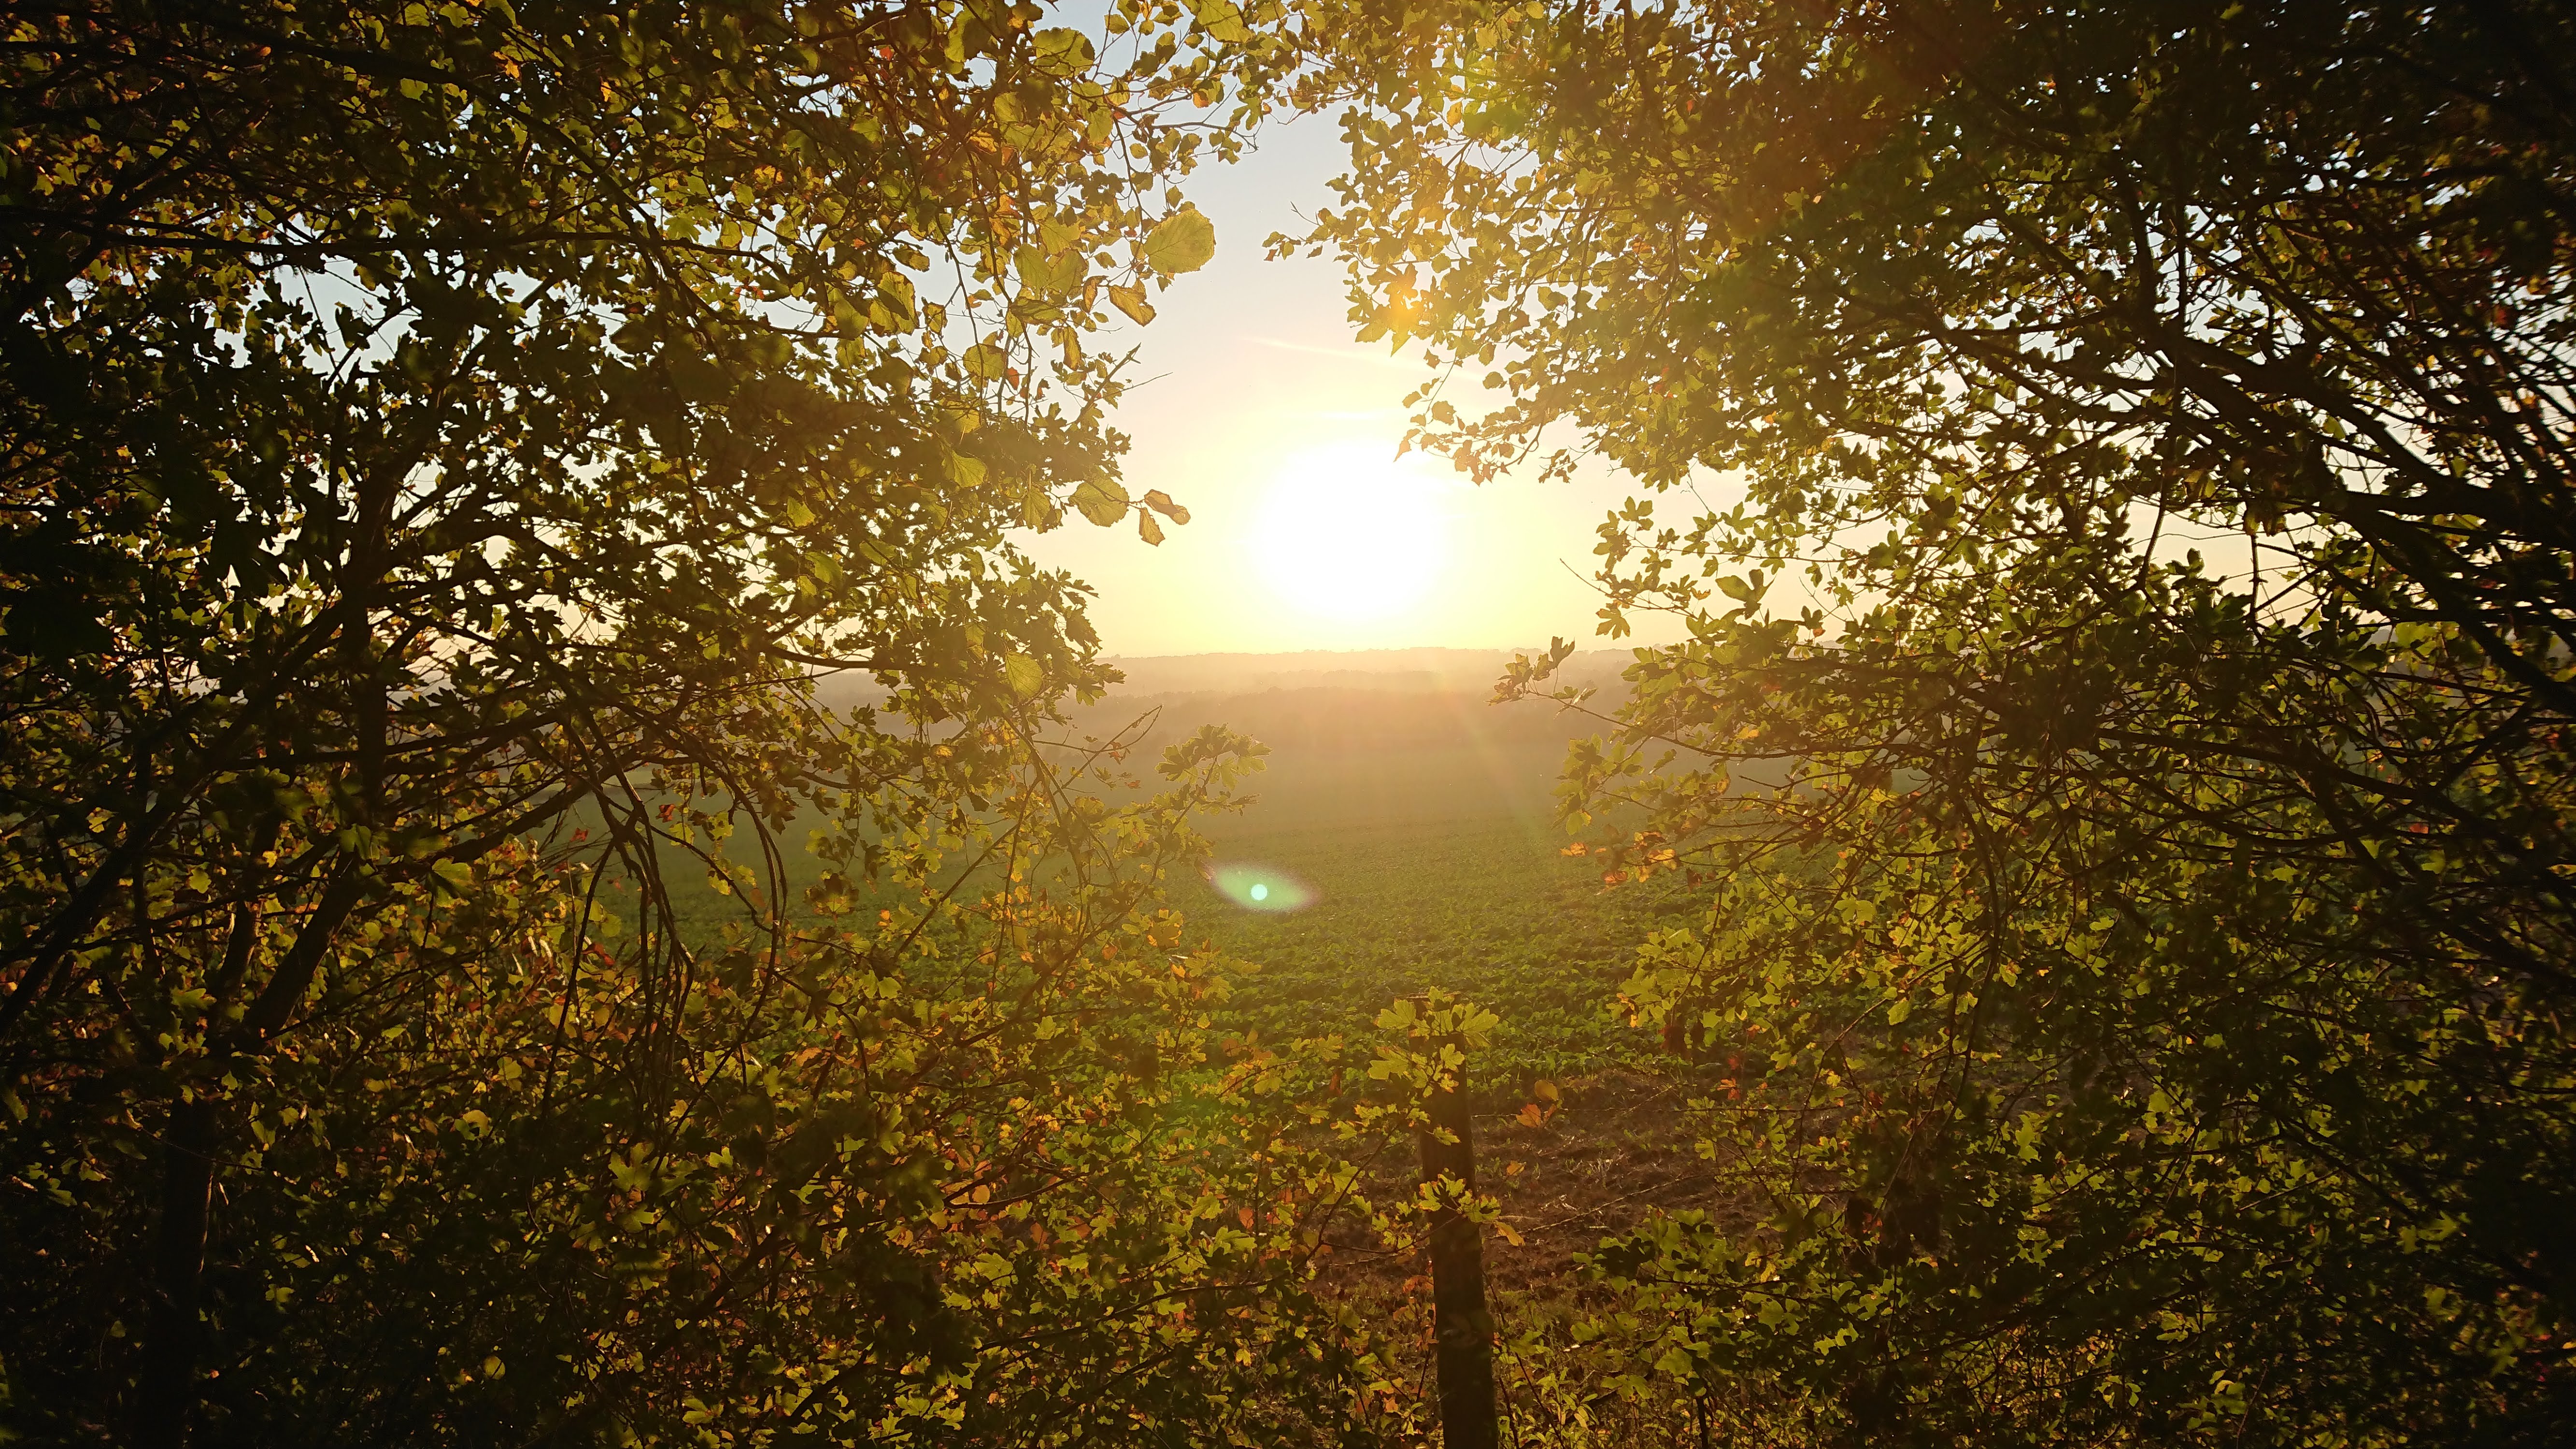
1140,488 -> 1190,523
875,270 -> 915,327
1143,205 -> 1217,274
1108,284 -> 1155,325
1187,0 -> 1253,43
962,341 -> 1010,381
1028,27 -> 1096,75
1015,243 -> 1083,296
1138,510 -> 1166,545
1069,478 -> 1130,526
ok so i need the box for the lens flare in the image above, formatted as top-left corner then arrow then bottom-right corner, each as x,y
1208,862 -> 1315,913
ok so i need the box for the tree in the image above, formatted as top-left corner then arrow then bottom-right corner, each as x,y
1296,0 -> 2576,1442
0,0 -> 1363,1442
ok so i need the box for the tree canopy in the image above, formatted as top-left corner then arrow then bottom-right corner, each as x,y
0,0 -> 1374,1443
13,0 -> 2576,1443
1298,0 -> 2576,1442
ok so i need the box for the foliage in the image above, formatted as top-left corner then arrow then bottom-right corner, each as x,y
1297,0 -> 2576,1443
0,0 -> 1371,1442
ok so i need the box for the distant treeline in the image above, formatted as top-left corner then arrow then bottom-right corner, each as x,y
811,647 -> 1643,721
1071,684 -> 1612,756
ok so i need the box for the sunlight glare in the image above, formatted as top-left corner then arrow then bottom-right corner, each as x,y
1252,440 -> 1452,623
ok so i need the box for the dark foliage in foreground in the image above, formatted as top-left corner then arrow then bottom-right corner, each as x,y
0,2 -> 1376,1443
1303,0 -> 2576,1441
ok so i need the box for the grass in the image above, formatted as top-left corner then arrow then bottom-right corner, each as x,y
1183,811 -> 1695,1089
631,714 -> 1700,1085
1174,734 -> 1697,1088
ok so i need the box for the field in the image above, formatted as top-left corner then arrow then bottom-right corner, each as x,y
1179,739 -> 1698,1088
659,680 -> 1694,1061
598,681 -> 1729,1423
642,705 -> 1699,1074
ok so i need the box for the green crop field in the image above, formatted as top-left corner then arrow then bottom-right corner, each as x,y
1181,740 -> 1699,1088
627,703 -> 1704,1093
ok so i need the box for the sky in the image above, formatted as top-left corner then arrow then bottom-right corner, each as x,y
1013,112 -> 1690,660
1020,106 -> 2291,666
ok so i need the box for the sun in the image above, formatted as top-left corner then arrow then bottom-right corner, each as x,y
1250,440 -> 1452,623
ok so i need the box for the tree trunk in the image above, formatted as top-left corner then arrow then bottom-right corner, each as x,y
132,1094 -> 217,1449
132,895 -> 292,1447
1420,1065 -> 1499,1449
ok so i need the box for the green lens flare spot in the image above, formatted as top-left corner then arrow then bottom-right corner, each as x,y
1208,862 -> 1316,913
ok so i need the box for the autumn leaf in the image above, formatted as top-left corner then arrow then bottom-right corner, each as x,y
1004,654 -> 1044,697
962,341 -> 1010,381
1142,206 -> 1216,275
1188,0 -> 1253,44
1109,284 -> 1156,325
1028,27 -> 1095,75
1069,478 -> 1130,526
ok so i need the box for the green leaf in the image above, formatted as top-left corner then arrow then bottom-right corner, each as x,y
1143,206 -> 1217,275
1069,478 -> 1130,526
1187,0 -> 1253,44
1029,27 -> 1096,75
1016,244 -> 1083,296
1004,653 -> 1045,697
962,341 -> 1010,381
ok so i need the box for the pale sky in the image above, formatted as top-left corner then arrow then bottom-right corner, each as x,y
1016,113 -> 1689,659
